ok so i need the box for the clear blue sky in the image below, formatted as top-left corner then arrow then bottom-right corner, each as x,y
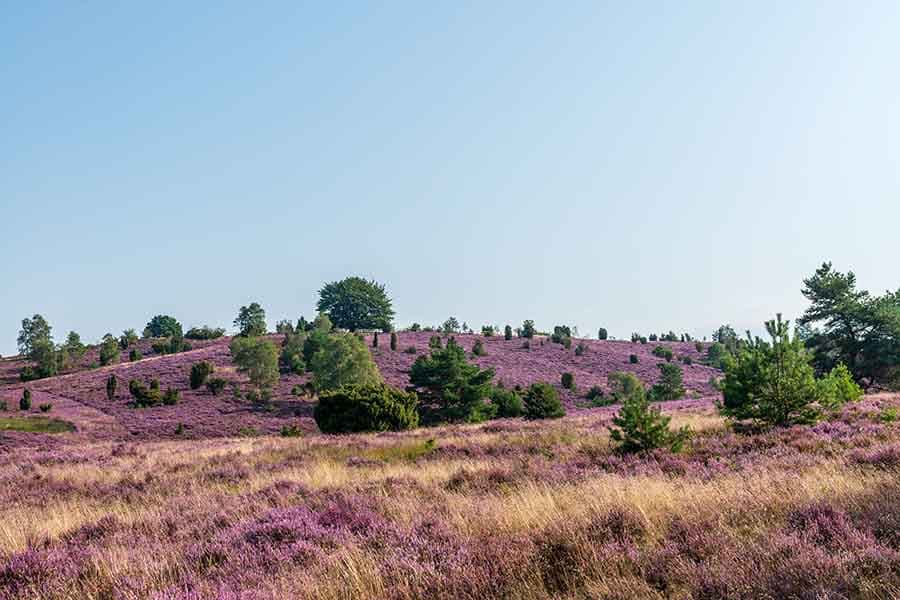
2,1 -> 898,355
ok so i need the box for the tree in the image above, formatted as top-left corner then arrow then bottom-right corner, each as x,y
275,320 -> 295,335
504,325 -> 513,341
598,328 -> 608,340
308,334 -> 382,392
561,372 -> 575,390
315,382 -> 419,433
491,386 -> 524,418
143,315 -> 183,339
712,324 -> 740,354
472,338 -> 487,356
316,277 -> 394,331
609,381 -> 690,454
608,371 -> 645,404
190,361 -> 215,389
719,315 -> 821,428
106,374 -> 117,400
60,331 -> 86,368
99,334 -> 121,366
650,362 -> 685,401
119,329 -> 139,350
17,315 -> 52,358
521,320 -> 536,339
523,382 -> 565,419
799,262 -> 900,389
280,333 -> 306,375
372,332 -> 379,348
185,326 -> 226,340
20,389 -> 32,411
234,302 -> 267,337
390,332 -> 398,351
409,338 -> 496,423
230,336 -> 279,391
442,317 -> 461,334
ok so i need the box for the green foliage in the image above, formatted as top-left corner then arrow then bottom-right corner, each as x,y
316,277 -> 395,331
695,341 -> 704,353
206,377 -> 227,396
521,320 -> 536,339
38,403 -> 52,413
504,325 -> 513,341
185,326 -> 226,340
712,324 -> 740,354
650,362 -> 685,401
706,343 -> 727,369
275,320 -> 295,335
481,326 -> 495,337
20,389 -> 32,411
17,314 -> 52,358
106,374 -> 117,400
129,349 -> 143,362
584,385 -> 614,407
561,372 -> 575,390
99,334 -> 121,366
682,356 -> 692,365
143,315 -> 183,339
234,302 -> 267,337
880,406 -> 899,423
523,382 -> 565,420
442,317 -> 461,333
0,401 -> 6,411
598,328 -> 608,340
301,329 -> 329,367
0,416 -> 75,434
575,342 -> 587,356
390,332 -> 398,351
230,336 -> 280,391
719,314 -> 821,427
404,346 -> 417,354
372,332 -> 379,348
119,329 -> 139,350
561,336 -> 572,350
162,388 -> 180,406
629,354 -> 639,364
280,333 -> 306,375
428,335 -> 443,350
472,338 -> 487,356
308,334 -> 382,393
280,424 -> 302,437
62,331 -> 87,365
799,262 -> 900,390
652,346 -> 674,362
190,361 -> 215,390
649,334 -> 658,342
490,386 -> 523,418
128,379 -> 163,408
314,382 -> 419,434
817,363 -> 863,409
152,336 -> 191,355
21,338 -> 59,380
409,338 -> 496,423
609,383 -> 690,454
608,371 -> 645,404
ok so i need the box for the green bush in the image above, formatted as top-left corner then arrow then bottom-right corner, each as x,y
706,343 -> 727,368
152,336 -> 191,355
390,332 -> 398,351
609,382 -> 690,454
429,335 -> 443,350
106,374 -> 117,400
309,333 -> 382,393
719,314 -> 821,427
682,356 -> 693,365
562,336 -> 572,350
629,354 -> 639,364
99,334 -> 120,366
230,336 -> 280,391
20,389 -> 32,411
650,362 -> 685,401
521,320 -> 536,339
490,386 -> 523,418
234,302 -> 267,337
129,349 -> 142,362
523,382 -> 565,420
0,401 -> 6,411
143,315 -> 183,339
206,377 -> 227,396
472,339 -> 487,357
281,424 -> 302,437
575,342 -> 587,356
561,372 -> 575,390
280,333 -> 306,375
315,382 -> 419,433
504,325 -> 513,341
817,363 -> 863,409
608,372 -> 645,404
185,326 -> 226,340
652,346 -> 674,362
119,329 -> 139,350
163,388 -> 180,406
585,385 -> 614,407
409,338 -> 495,423
372,332 -> 379,348
695,341 -> 704,353
404,346 -> 417,354
598,328 -> 608,340
128,379 -> 163,408
482,326 -> 495,337
39,403 -> 52,413
190,361 -> 215,390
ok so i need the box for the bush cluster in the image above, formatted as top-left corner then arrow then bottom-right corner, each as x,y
314,382 -> 418,434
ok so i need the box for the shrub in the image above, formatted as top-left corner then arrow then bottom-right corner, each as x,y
428,335 -> 443,349
408,323 -> 421,332
562,336 -> 572,350
128,379 -> 162,408
0,401 -> 6,411
152,336 -> 191,355
119,329 -> 139,350
561,372 -> 575,390
409,338 -> 495,423
230,336 -> 280,391
482,326 -> 495,337
281,424 -> 302,437
608,372 -> 645,404
404,346 -> 417,354
504,325 -> 513,340
143,315 -> 183,339
523,382 -> 565,419
472,339 -> 487,357
650,363 -> 685,401
280,333 -> 306,375
649,334 -> 658,342
521,320 -> 536,339
609,383 -> 690,454
129,349 -> 142,362
372,332 -> 379,348
575,342 -> 587,356
652,346 -> 674,361
275,320 -> 295,335
682,355 -> 693,365
390,332 -> 398,351
39,403 -> 52,413
106,374 -> 117,400
99,334 -> 120,366
20,389 -> 31,411
880,407 -> 899,423
163,388 -> 180,405
695,341 -> 704,352
175,423 -> 185,435
817,363 -> 863,409
190,361 -> 215,389
314,382 -> 419,433
706,343 -> 727,368
490,386 -> 524,418
234,302 -> 267,337
629,354 -> 639,364
584,385 -> 614,407
598,328 -> 608,340
206,377 -> 227,396
719,314 -> 821,427
185,326 -> 226,340
309,333 -> 382,393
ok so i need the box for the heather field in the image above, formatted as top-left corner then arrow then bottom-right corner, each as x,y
2,332 -> 900,598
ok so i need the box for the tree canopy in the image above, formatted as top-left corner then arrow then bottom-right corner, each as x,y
17,314 -> 51,357
234,302 -> 267,337
143,315 -> 183,339
308,333 -> 382,392
316,277 -> 394,331
409,338 -> 495,423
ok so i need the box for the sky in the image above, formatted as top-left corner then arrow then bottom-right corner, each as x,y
1,1 -> 899,355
